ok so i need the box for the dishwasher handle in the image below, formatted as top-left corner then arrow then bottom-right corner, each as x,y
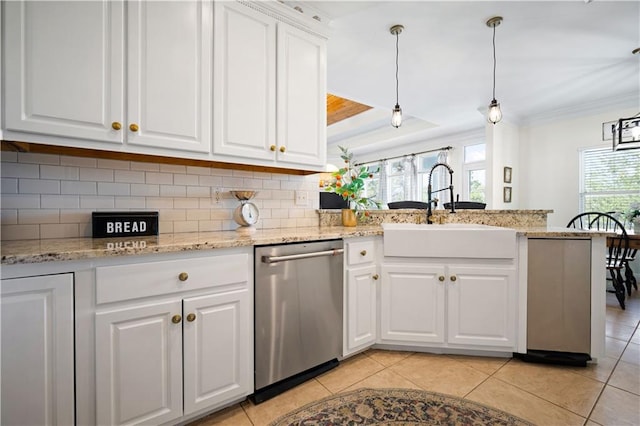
261,248 -> 344,264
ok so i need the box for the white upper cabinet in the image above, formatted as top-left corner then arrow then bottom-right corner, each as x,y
126,1 -> 212,153
3,0 -> 212,154
276,23 -> 326,167
3,1 -> 124,143
213,1 -> 327,169
213,2 -> 276,161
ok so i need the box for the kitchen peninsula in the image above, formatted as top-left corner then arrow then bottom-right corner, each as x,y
1,214 -> 608,426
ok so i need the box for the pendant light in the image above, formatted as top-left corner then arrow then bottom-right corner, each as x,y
486,16 -> 503,124
390,24 -> 404,128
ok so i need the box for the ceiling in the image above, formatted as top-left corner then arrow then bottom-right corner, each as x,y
296,1 -> 640,160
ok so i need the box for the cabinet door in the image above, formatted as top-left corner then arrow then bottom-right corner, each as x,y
183,289 -> 252,415
213,2 -> 276,161
95,300 -> 183,426
344,265 -> 378,355
127,0 -> 212,153
3,1 -> 124,143
1,274 -> 74,426
276,23 -> 327,167
381,264 -> 445,343
447,266 -> 516,348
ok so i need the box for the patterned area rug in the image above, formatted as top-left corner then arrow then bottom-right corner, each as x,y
270,388 -> 535,425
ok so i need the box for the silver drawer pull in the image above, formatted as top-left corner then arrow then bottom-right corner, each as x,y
262,248 -> 344,264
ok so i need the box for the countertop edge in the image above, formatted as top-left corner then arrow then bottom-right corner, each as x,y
1,225 -> 610,266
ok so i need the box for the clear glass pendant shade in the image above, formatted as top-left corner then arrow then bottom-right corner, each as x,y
391,104 -> 403,128
488,99 -> 502,124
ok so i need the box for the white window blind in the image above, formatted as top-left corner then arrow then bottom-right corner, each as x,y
580,147 -> 640,213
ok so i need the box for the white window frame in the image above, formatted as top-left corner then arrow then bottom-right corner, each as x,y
462,142 -> 486,202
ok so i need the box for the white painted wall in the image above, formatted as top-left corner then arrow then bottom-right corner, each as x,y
519,107 -> 638,227
486,120 -> 520,210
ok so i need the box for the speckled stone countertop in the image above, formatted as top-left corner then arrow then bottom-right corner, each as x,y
0,225 -> 608,265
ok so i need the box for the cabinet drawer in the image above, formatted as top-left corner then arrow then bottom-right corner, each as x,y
96,252 -> 249,304
347,240 -> 376,266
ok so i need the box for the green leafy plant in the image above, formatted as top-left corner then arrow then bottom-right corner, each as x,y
325,146 -> 380,213
627,203 -> 640,223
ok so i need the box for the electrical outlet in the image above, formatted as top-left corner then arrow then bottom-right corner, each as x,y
295,190 -> 308,206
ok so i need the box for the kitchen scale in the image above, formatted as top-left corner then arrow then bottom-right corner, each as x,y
230,190 -> 259,227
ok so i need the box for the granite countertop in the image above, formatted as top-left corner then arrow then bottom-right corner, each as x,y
0,225 -> 607,266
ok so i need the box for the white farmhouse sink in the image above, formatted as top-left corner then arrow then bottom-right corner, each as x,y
382,223 -> 516,259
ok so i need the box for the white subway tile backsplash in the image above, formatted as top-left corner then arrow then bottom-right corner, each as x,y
186,209 -> 210,221
18,152 -> 59,165
222,177 -> 244,188
19,209 -> 60,224
114,197 -> 146,209
20,179 -> 60,194
187,186 -> 210,198
61,181 -> 97,195
1,152 -> 18,162
261,218 -> 281,228
131,184 -> 160,197
40,165 -> 79,180
173,221 -> 198,233
198,175 -> 223,187
130,161 -> 159,172
242,179 -> 263,189
80,196 -> 115,209
160,185 -> 186,197
198,220 -> 222,232
1,178 -> 18,194
271,208 -> 289,219
98,182 -> 130,196
160,209 -> 186,221
146,172 -> 173,185
174,174 -> 199,186
1,209 -> 18,225
2,224 -> 40,240
40,223 -> 79,239
232,170 -> 254,178
186,166 -> 211,176
115,170 -> 145,183
145,198 -> 173,209
97,159 -> 130,170
2,154 -> 321,240
159,221 -> 174,233
159,164 -> 187,174
175,198 -> 200,209
60,156 -> 97,168
80,167 -> 114,182
60,209 -> 92,224
1,163 -> 40,178
263,180 -> 281,190
41,195 -> 80,209
2,194 -> 41,209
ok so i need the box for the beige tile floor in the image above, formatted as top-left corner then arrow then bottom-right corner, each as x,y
192,289 -> 640,426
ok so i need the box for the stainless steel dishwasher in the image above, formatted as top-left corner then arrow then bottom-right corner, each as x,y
253,240 -> 343,403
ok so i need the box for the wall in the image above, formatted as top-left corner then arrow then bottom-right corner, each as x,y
486,119 -> 520,210
518,107 -> 638,227
0,152 -> 320,241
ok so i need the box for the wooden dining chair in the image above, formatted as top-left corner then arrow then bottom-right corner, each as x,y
608,212 -> 638,295
567,212 -> 630,310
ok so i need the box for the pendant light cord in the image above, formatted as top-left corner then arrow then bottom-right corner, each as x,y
395,31 -> 400,105
492,24 -> 497,100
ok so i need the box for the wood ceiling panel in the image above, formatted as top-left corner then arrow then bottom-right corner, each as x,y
327,94 -> 372,126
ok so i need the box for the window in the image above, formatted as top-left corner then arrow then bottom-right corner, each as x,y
360,149 -> 451,206
417,152 -> 446,203
580,147 -> 640,213
462,143 -> 486,202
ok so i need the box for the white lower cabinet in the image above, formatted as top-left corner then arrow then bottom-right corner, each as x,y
1,274 -> 75,426
343,237 -> 379,356
94,250 -> 252,426
381,261 -> 517,350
